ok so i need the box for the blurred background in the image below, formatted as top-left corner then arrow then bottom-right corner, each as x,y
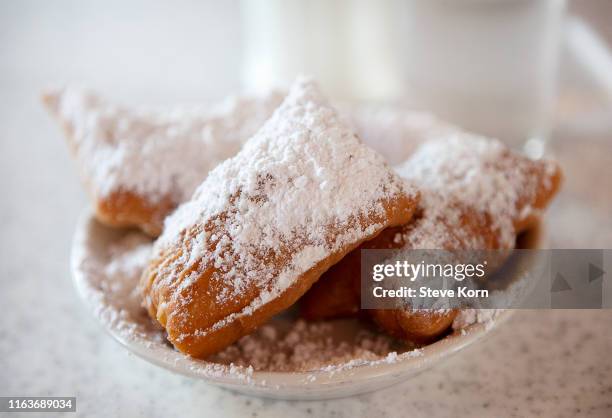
1,0 -> 610,245
0,1 -> 611,417
2,0 -> 610,142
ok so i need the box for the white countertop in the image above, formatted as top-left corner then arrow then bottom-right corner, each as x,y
1,1 -> 611,417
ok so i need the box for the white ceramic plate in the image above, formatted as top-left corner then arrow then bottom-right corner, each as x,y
71,212 -> 543,400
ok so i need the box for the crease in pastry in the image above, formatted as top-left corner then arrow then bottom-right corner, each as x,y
42,86 -> 284,236
140,77 -> 420,358
301,133 -> 562,344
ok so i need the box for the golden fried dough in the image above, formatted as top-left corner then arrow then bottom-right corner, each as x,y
369,309 -> 459,344
300,225 -> 403,321
140,78 -> 419,358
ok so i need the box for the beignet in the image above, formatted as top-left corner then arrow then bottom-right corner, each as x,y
140,78 -> 420,358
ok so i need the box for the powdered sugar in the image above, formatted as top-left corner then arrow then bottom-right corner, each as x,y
453,309 -> 501,331
43,86 -> 283,204
72,227 -> 159,341
209,318 -> 412,372
315,348 -> 424,376
69,100 -> 518,384
152,77 -> 416,336
395,134 -> 547,249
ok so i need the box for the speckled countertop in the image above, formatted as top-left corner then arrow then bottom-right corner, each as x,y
1,2 -> 612,417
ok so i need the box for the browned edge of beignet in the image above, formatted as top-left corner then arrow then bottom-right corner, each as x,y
95,189 -> 174,237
